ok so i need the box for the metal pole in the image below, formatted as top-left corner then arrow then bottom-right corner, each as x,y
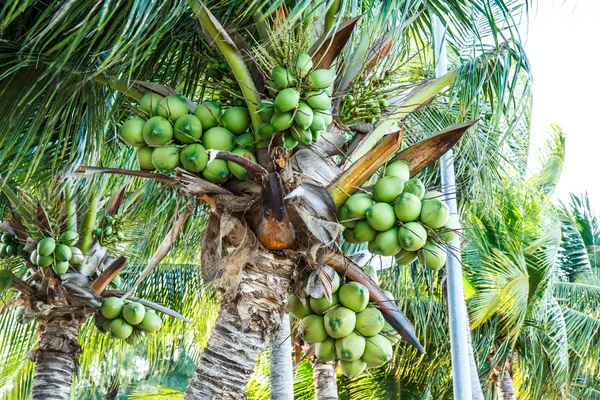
433,15 -> 473,400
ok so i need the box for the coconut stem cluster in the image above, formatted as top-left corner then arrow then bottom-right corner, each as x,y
99,297 -> 163,345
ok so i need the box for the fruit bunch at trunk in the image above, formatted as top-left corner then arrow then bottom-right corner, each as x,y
28,230 -> 84,275
288,273 -> 399,378
99,296 -> 163,345
339,160 -> 462,270
120,92 -> 257,183
257,51 -> 336,149
0,232 -> 23,259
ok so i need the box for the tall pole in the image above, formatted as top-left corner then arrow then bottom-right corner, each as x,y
433,15 -> 473,400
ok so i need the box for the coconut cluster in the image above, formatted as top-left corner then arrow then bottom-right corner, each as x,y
0,269 -> 11,294
93,214 -> 125,245
27,231 -> 84,275
288,276 -> 400,378
99,296 -> 163,345
119,93 -> 257,184
257,51 -> 335,149
339,160 -> 462,270
0,232 -> 23,259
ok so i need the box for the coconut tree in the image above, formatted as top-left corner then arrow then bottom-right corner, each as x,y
0,0 -> 535,398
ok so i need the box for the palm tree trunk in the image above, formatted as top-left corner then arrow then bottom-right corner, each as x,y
269,315 -> 294,400
313,361 -> 337,400
184,250 -> 294,399
467,324 -> 485,400
30,312 -> 81,400
496,368 -> 516,400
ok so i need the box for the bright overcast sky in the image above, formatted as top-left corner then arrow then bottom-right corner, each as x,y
525,0 -> 600,211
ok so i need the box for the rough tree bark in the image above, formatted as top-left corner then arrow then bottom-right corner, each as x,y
30,311 -> 82,400
312,361 -> 338,400
269,315 -> 294,400
184,250 -> 294,399
494,355 -> 516,400
467,323 -> 485,400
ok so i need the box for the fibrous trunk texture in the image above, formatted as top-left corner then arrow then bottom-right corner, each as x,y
269,315 -> 294,400
184,250 -> 294,399
494,356 -> 516,400
467,322 -> 484,400
31,312 -> 81,400
313,361 -> 338,400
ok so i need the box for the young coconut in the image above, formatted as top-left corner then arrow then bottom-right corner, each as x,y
339,359 -> 367,378
291,126 -> 312,145
0,269 -> 13,294
353,220 -> 378,243
397,222 -> 427,251
373,176 -> 405,203
423,190 -> 445,201
174,114 -> 203,143
335,332 -> 366,361
287,294 -> 313,319
439,215 -> 462,243
310,112 -> 326,131
384,160 -> 410,181
157,95 -> 189,121
404,178 -> 426,200
101,297 -> 124,320
395,249 -> 419,265
222,107 -> 250,135
202,127 -> 236,151
294,102 -> 314,130
152,146 -> 180,173
338,282 -> 369,312
120,117 -> 146,147
295,51 -> 313,76
139,92 -> 163,116
420,242 -> 448,271
143,116 -> 173,146
420,199 -> 450,229
69,247 -> 84,265
228,148 -> 256,181
365,203 -> 396,231
270,111 -> 295,131
373,227 -> 402,256
271,67 -> 297,89
180,144 -> 208,173
310,292 -> 339,315
137,147 -> 154,170
299,314 -> 328,343
110,318 -> 133,339
305,91 -> 332,110
122,302 -> 146,325
235,133 -> 256,152
256,102 -> 275,122
344,193 -> 374,220
315,337 -> 336,362
194,101 -> 221,129
274,88 -> 300,112
362,334 -> 393,368
309,69 -> 336,88
324,306 -> 356,338
140,311 -> 162,333
202,159 -> 230,184
394,192 -> 422,222
355,307 -> 385,337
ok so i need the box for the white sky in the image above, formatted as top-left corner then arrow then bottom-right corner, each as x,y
525,0 -> 600,211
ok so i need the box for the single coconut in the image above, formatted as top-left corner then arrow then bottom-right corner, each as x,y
305,91 -> 332,110
291,126 -> 312,145
110,318 -> 133,339
120,117 -> 146,147
180,144 -> 208,173
101,297 -> 124,320
157,95 -> 188,121
362,334 -> 393,368
287,294 -> 312,319
271,67 -> 297,89
257,123 -> 275,139
140,311 -> 162,333
315,337 -> 336,362
355,307 -> 385,337
419,242 -> 447,271
274,88 -> 300,112
310,292 -> 339,315
257,101 -> 275,122
228,148 -> 256,181
338,282 -> 369,312
122,302 -> 146,325
143,116 -> 173,146
365,203 -> 396,231
324,306 -> 356,338
202,127 -> 235,151
294,102 -> 314,129
282,132 -> 298,150
139,92 -> 163,116
137,147 -> 154,170
395,249 -> 418,265
439,215 -> 462,243
299,314 -> 328,343
403,178 -> 425,200
37,237 -> 55,256
202,159 -> 230,184
397,222 -> 427,251
373,176 -> 405,203
194,101 -> 221,129
222,106 -> 250,135
353,220 -> 378,243
373,227 -> 401,256
343,229 -> 362,244
394,192 -> 422,222
423,190 -> 445,201
270,111 -> 295,131
151,146 -> 180,173
309,69 -> 336,88
344,193 -> 374,220
174,114 -> 203,143
310,112 -> 326,131
335,332 -> 366,361
384,160 -> 410,180
420,199 -> 450,229
235,133 -> 256,152
339,359 -> 367,378
295,51 -> 313,76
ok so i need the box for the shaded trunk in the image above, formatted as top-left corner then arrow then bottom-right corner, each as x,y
269,315 -> 294,400
313,361 -> 337,400
496,368 -> 516,400
184,250 -> 294,399
467,323 -> 485,400
31,313 -> 81,400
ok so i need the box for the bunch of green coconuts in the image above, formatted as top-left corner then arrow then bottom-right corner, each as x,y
99,296 -> 163,345
26,230 -> 84,275
288,273 -> 400,378
339,160 -> 462,270
119,92 -> 257,184
257,51 -> 336,149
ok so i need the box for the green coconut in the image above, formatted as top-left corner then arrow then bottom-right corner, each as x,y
394,193 -> 422,222
294,102 -> 314,129
157,95 -> 188,121
0,269 -> 13,294
319,110 -> 333,126
336,332 -> 366,361
324,306 -> 356,338
69,247 -> 84,265
310,292 -> 339,315
228,148 -> 256,181
143,116 -> 173,146
137,147 -> 154,170
202,127 -> 236,151
305,91 -> 332,110
355,307 -> 385,337
337,206 -> 356,228
202,159 -> 230,184
257,102 -> 275,122
151,146 -> 180,173
397,222 -> 427,251
53,261 -> 69,275
331,273 -> 341,293
270,111 -> 295,131
124,329 -> 145,345
395,249 -> 418,265
338,282 -> 369,312
60,231 -> 79,246
384,160 -> 410,180
257,123 -> 275,139
194,101 -> 221,129
344,193 -> 374,220
291,126 -> 312,145
287,294 -> 313,319
282,132 -> 298,150
272,67 -> 297,89
110,318 -> 133,339
309,69 -> 336,88
180,144 -> 208,173
37,237 -> 56,256
353,220 -> 378,243
235,133 -> 256,152
381,321 -> 401,344
343,229 -> 361,244
403,178 -> 425,200
222,107 -> 250,135
120,117 -> 146,147
373,176 -> 405,203
54,244 -> 72,262
123,302 -> 146,325
101,297 -> 124,320
140,311 -> 162,333
315,337 -> 336,362
339,359 -> 367,378
139,92 -> 163,116
420,242 -> 447,271
274,88 -> 300,112
423,190 -> 444,201
439,215 -> 462,243
174,114 -> 203,143
420,199 -> 450,229
365,203 -> 396,232
373,227 -> 401,256
295,51 -> 313,76
310,112 -> 326,131
362,334 -> 393,368
299,314 -> 328,343
36,254 -> 53,267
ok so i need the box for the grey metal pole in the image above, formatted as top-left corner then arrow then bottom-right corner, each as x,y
433,15 -> 473,400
